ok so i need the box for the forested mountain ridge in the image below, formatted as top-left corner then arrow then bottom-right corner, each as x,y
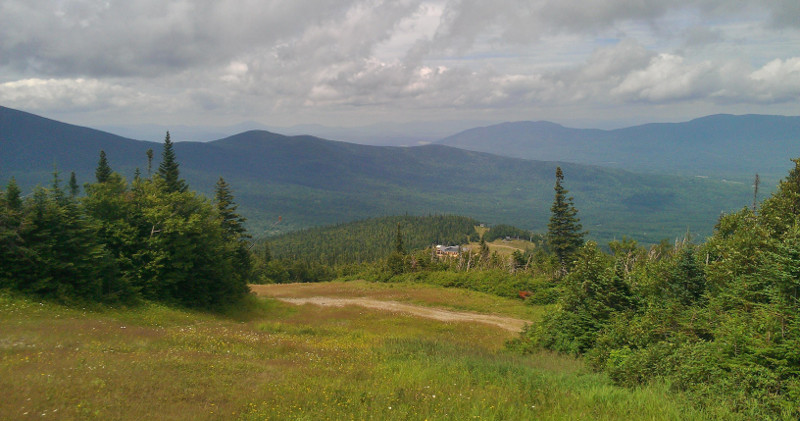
437,114 -> 800,181
1,106 -> 752,243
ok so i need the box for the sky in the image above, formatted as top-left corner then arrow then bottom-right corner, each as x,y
1,0 -> 799,137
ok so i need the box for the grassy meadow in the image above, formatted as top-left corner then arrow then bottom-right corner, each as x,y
2,282 -> 729,420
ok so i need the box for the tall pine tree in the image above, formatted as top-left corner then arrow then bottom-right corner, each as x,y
214,177 -> 248,239
68,172 -> 80,197
547,166 -> 584,275
96,150 -> 112,183
4,177 -> 22,211
158,132 -> 187,193
394,222 -> 405,254
146,148 -> 154,176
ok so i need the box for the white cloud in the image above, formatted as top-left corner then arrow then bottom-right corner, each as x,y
746,58 -> 800,102
0,78 -> 153,111
612,54 -> 715,102
0,0 -> 798,128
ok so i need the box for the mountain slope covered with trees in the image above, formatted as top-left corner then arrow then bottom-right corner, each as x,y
1,106 -> 753,243
264,215 -> 481,266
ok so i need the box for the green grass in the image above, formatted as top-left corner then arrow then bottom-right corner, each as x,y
252,280 -> 545,320
1,287 -> 731,420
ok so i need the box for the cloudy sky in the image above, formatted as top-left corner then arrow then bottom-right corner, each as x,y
1,0 -> 798,135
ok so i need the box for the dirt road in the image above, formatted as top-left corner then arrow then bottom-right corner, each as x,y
267,295 -> 528,332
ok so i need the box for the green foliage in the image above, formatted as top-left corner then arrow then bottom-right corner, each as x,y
68,172 -> 79,197
266,215 -> 480,266
3,183 -> 115,301
130,177 -> 248,307
525,242 -> 634,355
146,148 -> 154,176
214,176 -> 248,239
479,236 -> 490,263
157,132 -> 187,193
95,150 -> 112,183
483,224 -> 539,242
394,222 -> 404,254
1,107 -> 758,247
547,167 -> 584,274
1,150 -> 252,309
515,157 -> 800,418
385,269 -> 548,300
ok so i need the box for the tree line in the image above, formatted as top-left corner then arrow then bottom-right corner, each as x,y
262,214 -> 481,266
0,133 -> 251,309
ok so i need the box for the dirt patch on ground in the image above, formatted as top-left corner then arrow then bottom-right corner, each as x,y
267,295 -> 528,332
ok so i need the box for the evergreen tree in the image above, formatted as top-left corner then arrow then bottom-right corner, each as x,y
96,150 -> 112,183
669,246 -> 706,305
20,185 -> 111,300
157,132 -> 187,193
0,178 -> 26,289
387,222 -> 406,275
68,172 -> 80,197
5,177 -> 22,211
50,167 -> 65,206
394,222 -> 405,254
146,148 -> 154,176
547,167 -> 584,274
214,177 -> 248,238
479,236 -> 490,263
262,242 -> 272,263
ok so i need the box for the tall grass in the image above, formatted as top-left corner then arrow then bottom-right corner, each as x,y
1,289 -> 728,420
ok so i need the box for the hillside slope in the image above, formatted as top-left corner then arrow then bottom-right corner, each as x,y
1,106 -> 752,243
438,114 -> 800,181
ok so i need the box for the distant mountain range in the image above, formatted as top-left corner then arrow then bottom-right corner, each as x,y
97,119 -> 488,146
438,114 -> 800,181
1,105 -> 755,244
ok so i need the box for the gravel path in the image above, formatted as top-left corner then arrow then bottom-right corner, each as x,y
275,296 -> 528,332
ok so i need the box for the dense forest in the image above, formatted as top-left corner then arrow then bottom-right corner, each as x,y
481,224 -> 540,242
0,134 -> 251,308
265,214 -> 481,266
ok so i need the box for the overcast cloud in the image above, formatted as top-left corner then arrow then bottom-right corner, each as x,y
1,0 -> 798,134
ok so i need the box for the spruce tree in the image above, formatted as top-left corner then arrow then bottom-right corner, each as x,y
158,132 -> 187,193
1,178 -> 25,289
479,236 -> 490,263
146,148 -> 154,176
68,172 -> 80,197
214,177 -> 248,238
96,150 -> 112,183
547,167 -> 584,275
387,222 -> 405,274
5,177 -> 22,211
394,222 -> 405,254
262,242 -> 272,263
51,167 -> 65,205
